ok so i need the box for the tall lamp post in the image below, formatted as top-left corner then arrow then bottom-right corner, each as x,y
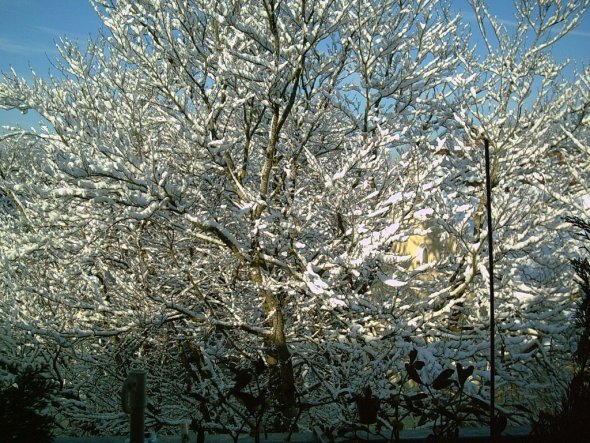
483,138 -> 497,441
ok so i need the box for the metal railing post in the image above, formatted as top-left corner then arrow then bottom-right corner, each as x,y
484,138 -> 496,442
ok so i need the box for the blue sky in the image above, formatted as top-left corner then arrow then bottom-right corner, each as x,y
0,0 -> 102,131
1,0 -> 590,131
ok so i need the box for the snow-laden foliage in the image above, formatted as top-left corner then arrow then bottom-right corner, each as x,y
400,0 -> 590,413
1,0 -> 590,435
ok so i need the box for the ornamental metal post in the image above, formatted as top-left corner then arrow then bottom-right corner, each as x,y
483,138 -> 497,441
121,370 -> 146,443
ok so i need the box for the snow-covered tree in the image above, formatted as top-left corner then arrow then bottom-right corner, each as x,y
1,0 -> 590,435
0,0 -> 463,433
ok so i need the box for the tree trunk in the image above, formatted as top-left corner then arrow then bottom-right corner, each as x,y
251,265 -> 296,430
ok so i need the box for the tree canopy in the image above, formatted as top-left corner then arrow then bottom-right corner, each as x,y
1,0 -> 590,435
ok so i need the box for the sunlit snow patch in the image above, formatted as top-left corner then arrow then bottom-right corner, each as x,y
414,207 -> 434,220
379,272 -> 407,287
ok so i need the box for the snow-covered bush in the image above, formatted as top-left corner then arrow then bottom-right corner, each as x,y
533,215 -> 590,441
0,357 -> 57,442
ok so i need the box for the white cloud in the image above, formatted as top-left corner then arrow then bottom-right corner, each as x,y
0,37 -> 54,55
34,25 -> 68,37
569,28 -> 590,38
34,25 -> 88,42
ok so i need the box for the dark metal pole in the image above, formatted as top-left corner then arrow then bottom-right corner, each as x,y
121,370 -> 146,443
483,138 -> 496,441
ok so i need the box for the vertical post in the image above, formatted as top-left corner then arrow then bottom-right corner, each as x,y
121,370 -> 146,443
180,422 -> 190,443
483,138 -> 496,441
